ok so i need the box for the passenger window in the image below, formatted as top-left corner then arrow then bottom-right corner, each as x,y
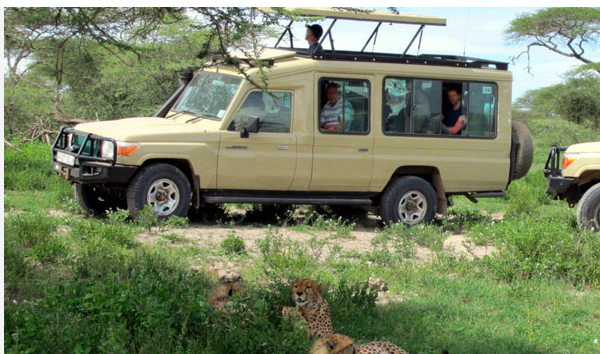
412,79 -> 442,135
383,78 -> 411,134
466,83 -> 497,137
318,78 -> 369,134
228,91 -> 292,133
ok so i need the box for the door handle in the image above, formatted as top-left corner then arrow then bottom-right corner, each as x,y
277,145 -> 289,150
358,148 -> 369,152
226,145 -> 247,150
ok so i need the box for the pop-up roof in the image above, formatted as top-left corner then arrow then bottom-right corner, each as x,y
261,7 -> 446,26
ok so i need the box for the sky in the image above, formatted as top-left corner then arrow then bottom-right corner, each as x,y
266,7 -> 592,101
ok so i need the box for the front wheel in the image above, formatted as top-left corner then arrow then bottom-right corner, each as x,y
379,176 -> 437,226
577,182 -> 600,232
126,163 -> 191,220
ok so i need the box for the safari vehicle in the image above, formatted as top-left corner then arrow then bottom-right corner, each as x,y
52,7 -> 533,225
544,142 -> 600,231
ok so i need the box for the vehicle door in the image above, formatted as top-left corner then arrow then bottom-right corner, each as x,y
309,76 -> 374,191
217,90 -> 297,190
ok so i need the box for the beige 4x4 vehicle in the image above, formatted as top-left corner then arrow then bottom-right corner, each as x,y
52,8 -> 533,225
544,142 -> 600,231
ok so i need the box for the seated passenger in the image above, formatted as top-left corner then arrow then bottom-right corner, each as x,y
320,83 -> 354,132
441,88 -> 467,135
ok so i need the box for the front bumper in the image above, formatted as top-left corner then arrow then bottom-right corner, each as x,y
53,160 -> 138,184
52,126 -> 138,185
546,175 -> 574,199
543,145 -> 577,201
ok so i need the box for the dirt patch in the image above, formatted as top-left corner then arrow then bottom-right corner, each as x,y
442,235 -> 497,259
137,223 -> 497,264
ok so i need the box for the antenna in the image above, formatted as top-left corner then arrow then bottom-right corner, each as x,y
463,8 -> 471,57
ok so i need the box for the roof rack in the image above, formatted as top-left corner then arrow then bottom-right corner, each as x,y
287,49 -> 508,70
265,7 -> 446,56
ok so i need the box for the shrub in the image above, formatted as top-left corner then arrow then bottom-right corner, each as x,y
477,214 -> 600,286
221,232 -> 246,255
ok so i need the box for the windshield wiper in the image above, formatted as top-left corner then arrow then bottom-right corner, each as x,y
186,113 -> 220,124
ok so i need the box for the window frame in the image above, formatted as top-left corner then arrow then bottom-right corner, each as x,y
381,75 -> 498,140
229,89 -> 294,134
317,77 -> 372,136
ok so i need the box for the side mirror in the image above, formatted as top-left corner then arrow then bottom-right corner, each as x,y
241,116 -> 259,138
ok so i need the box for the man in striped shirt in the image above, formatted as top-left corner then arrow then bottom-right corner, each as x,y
320,83 -> 354,132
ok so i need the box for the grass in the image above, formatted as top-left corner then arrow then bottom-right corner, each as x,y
4,118 -> 600,354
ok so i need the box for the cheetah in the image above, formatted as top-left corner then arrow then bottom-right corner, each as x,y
310,333 -> 410,354
281,279 -> 333,339
208,282 -> 244,313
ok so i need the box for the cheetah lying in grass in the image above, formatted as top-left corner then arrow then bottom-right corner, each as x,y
281,279 -> 333,339
208,282 -> 244,313
310,333 -> 410,354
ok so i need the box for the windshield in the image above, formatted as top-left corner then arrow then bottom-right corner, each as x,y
172,71 -> 242,119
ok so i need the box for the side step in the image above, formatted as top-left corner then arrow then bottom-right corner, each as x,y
200,190 -> 374,206
465,191 -> 506,204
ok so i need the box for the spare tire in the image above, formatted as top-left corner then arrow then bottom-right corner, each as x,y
511,121 -> 534,180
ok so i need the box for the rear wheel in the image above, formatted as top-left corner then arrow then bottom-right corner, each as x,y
577,182 -> 600,232
126,163 -> 191,220
75,184 -> 125,216
380,176 -> 437,226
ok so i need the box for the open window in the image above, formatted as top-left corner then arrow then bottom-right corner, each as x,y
383,77 -> 496,138
318,78 -> 370,134
228,91 -> 292,133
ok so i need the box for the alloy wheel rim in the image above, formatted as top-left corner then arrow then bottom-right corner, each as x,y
398,190 -> 427,225
147,179 -> 180,216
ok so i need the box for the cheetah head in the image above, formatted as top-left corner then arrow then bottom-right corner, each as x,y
211,282 -> 244,301
310,334 -> 356,354
291,279 -> 324,307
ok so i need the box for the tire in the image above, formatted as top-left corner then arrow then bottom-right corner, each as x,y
75,184 -> 125,216
126,163 -> 191,220
577,182 -> 600,232
380,176 -> 437,226
511,121 -> 534,180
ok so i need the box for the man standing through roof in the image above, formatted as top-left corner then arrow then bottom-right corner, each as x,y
306,24 -> 324,54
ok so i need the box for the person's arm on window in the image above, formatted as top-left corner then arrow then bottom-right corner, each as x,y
447,115 -> 467,134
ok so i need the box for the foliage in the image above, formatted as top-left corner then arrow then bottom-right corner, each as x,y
506,7 -> 600,72
221,232 -> 247,255
514,67 -> 600,127
472,213 -> 600,286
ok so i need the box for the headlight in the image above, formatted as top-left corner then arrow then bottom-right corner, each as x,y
100,140 -> 115,160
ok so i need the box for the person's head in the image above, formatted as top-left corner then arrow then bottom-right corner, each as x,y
305,24 -> 323,45
326,83 -> 339,105
447,88 -> 461,106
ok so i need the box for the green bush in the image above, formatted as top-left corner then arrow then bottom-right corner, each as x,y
475,214 -> 600,286
70,216 -> 137,249
221,232 -> 246,255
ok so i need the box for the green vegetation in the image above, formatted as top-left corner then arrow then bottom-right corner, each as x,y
506,7 -> 600,74
4,6 -> 600,354
221,232 -> 247,255
5,114 -> 600,353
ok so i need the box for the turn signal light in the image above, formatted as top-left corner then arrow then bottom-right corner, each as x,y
117,144 -> 138,156
562,154 -> 578,168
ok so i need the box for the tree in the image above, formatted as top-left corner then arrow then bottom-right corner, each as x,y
506,7 -> 600,73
